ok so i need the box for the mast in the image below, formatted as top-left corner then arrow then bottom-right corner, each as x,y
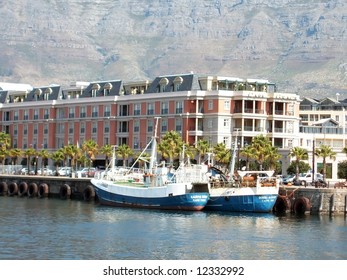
149,117 -> 160,171
180,144 -> 185,167
229,129 -> 239,179
111,145 -> 117,173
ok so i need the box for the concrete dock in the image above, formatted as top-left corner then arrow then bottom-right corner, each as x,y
1,174 -> 347,215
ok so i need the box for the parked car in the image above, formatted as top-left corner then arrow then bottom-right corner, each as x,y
282,174 -> 295,185
298,172 -> 323,186
20,167 -> 35,175
76,167 -> 96,178
37,168 -> 53,176
20,167 -> 28,175
58,167 -> 72,176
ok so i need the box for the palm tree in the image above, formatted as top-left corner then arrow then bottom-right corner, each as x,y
0,132 -> 11,173
158,131 -> 184,164
100,144 -> 113,168
315,145 -> 336,181
289,146 -> 309,181
195,139 -> 210,164
62,144 -> 79,172
240,145 -> 253,171
24,147 -> 36,174
183,143 -> 196,165
157,140 -> 171,162
38,149 -> 50,174
116,144 -> 134,168
8,148 -> 22,166
133,151 -> 151,169
0,146 -> 7,174
51,150 -> 65,175
0,131 -> 11,148
265,145 -> 282,172
82,139 -> 99,168
7,148 -> 22,174
250,134 -> 273,171
213,142 -> 230,171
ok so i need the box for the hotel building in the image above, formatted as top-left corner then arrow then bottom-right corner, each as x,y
2,73 -> 336,178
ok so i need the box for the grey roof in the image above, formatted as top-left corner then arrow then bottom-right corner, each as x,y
79,80 -> 122,98
145,73 -> 201,93
312,118 -> 339,126
26,85 -> 61,101
320,97 -> 339,105
300,97 -> 320,104
0,90 -> 8,103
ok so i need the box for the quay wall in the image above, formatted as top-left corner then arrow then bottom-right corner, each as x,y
279,186 -> 347,215
1,175 -> 347,215
0,175 -> 96,201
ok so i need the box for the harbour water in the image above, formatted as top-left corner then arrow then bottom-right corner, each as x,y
0,196 -> 346,260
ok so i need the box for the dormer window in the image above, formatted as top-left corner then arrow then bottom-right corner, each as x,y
44,88 -> 52,100
173,76 -> 183,91
104,83 -> 112,96
92,84 -> 100,97
35,88 -> 42,101
159,78 -> 169,92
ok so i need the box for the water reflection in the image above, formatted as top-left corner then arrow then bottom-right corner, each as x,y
0,197 -> 346,260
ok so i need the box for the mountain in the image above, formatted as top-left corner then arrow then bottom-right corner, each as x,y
0,0 -> 346,98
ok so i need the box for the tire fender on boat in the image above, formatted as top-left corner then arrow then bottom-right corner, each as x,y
8,182 -> 18,196
59,184 -> 71,199
83,185 -> 95,202
292,196 -> 311,214
0,182 -> 8,196
38,183 -> 49,198
28,183 -> 38,197
18,182 -> 28,197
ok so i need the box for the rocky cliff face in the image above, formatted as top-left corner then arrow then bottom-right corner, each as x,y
0,0 -> 346,98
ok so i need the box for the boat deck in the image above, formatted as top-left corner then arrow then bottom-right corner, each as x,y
112,180 -> 146,187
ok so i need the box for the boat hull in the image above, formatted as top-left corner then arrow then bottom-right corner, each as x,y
92,181 -> 209,211
205,187 -> 279,213
205,194 -> 278,212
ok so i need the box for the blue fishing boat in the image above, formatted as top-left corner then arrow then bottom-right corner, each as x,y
203,169 -> 279,212
199,132 -> 279,213
91,118 -> 210,211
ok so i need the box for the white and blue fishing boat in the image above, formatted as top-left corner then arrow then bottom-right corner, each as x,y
202,134 -> 279,213
203,168 -> 279,212
90,118 -> 210,211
